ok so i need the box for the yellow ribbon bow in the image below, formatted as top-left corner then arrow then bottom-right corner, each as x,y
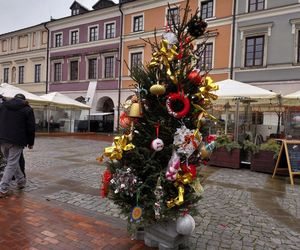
166,172 -> 193,208
196,76 -> 219,105
97,135 -> 135,163
149,39 -> 178,83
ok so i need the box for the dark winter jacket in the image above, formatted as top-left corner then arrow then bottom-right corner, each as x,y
0,97 -> 35,147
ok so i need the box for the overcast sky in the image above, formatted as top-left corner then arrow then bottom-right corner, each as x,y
0,0 -> 118,34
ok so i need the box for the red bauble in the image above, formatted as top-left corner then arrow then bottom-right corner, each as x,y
100,169 -> 112,198
166,93 -> 190,119
119,111 -> 132,128
188,70 -> 202,85
181,164 -> 197,179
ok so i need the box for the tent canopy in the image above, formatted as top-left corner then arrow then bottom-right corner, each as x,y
0,83 -> 48,105
282,90 -> 300,106
41,92 -> 90,110
213,79 -> 278,104
283,90 -> 300,99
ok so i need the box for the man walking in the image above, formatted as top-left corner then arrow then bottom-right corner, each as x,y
0,93 -> 35,197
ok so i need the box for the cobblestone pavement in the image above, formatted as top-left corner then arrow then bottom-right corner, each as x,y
2,135 -> 300,249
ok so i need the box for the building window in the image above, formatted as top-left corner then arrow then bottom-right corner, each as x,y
34,64 -> 41,83
70,30 -> 79,45
167,7 -> 179,26
198,43 -> 213,70
104,56 -> 114,78
70,61 -> 78,80
201,0 -> 214,19
105,23 -> 115,39
72,9 -> 80,16
54,63 -> 62,82
130,52 -> 143,69
88,58 -> 97,79
18,66 -> 24,84
133,15 -> 143,32
89,26 -> 98,41
245,36 -> 264,67
55,33 -> 62,47
248,0 -> 265,12
3,68 -> 9,83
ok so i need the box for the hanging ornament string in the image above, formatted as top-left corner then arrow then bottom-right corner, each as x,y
154,122 -> 160,138
131,188 -> 143,222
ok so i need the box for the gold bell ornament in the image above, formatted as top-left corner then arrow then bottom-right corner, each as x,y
129,102 -> 142,118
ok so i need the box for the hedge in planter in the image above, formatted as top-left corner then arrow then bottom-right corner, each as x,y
251,139 -> 280,174
209,135 -> 241,169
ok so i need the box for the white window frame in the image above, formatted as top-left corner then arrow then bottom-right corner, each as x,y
86,55 -> 99,80
128,48 -> 144,75
68,57 -> 80,81
69,29 -> 79,45
72,8 -> 80,16
195,37 -> 215,71
245,0 -> 267,13
198,0 -> 216,20
52,59 -> 63,82
104,21 -> 116,39
54,32 -> 63,47
34,64 -> 41,83
88,25 -> 99,42
239,23 -> 272,68
290,18 -> 300,64
131,13 -> 144,33
18,65 -> 25,84
164,5 -> 180,27
102,53 -> 116,79
3,67 -> 9,83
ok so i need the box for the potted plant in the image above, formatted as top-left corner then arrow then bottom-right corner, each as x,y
250,139 -> 281,174
209,134 -> 242,169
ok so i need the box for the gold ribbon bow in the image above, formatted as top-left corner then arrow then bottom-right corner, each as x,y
195,76 -> 219,105
166,172 -> 193,208
97,135 -> 135,163
149,39 -> 178,83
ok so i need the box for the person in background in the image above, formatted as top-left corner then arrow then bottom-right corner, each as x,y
0,93 -> 35,197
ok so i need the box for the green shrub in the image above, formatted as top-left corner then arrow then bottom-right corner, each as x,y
215,134 -> 241,152
260,139 -> 281,159
242,140 -> 259,154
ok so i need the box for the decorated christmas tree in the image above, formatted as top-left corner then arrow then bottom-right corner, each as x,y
98,0 -> 218,235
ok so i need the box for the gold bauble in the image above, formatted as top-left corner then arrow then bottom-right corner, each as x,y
150,84 -> 166,96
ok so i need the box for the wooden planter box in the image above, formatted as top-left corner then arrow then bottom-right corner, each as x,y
209,147 -> 241,169
250,150 -> 276,174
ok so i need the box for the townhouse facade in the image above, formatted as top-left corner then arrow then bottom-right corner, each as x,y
120,0 -> 233,102
234,0 -> 300,95
47,1 -> 121,132
0,24 -> 48,94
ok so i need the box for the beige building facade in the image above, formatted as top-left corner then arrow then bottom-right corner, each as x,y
0,24 -> 48,94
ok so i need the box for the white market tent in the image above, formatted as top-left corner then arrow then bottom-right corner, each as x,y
214,79 -> 278,103
41,92 -> 91,133
282,90 -> 300,105
0,83 -> 91,133
40,92 -> 90,110
0,83 -> 49,106
213,79 -> 279,138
